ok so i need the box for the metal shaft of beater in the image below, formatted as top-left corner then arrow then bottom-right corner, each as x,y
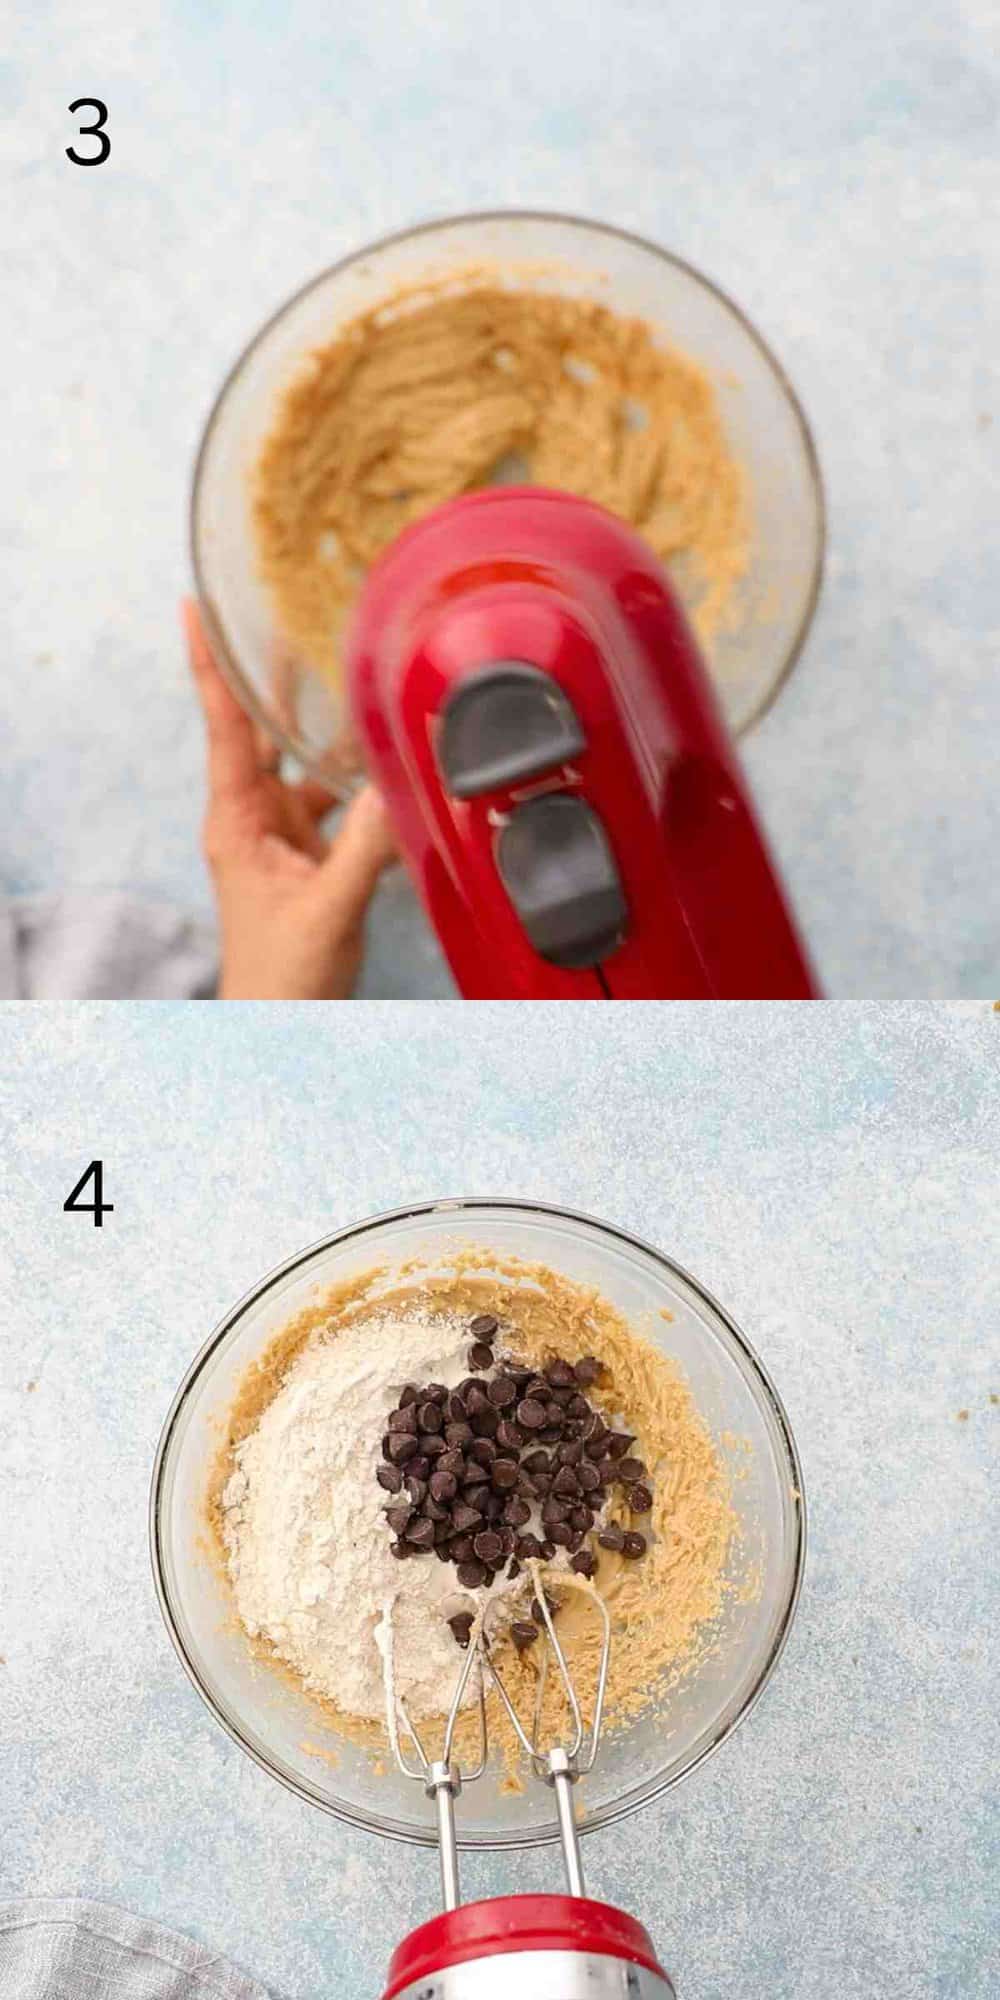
548,1747 -> 585,1897
427,1761 -> 462,1911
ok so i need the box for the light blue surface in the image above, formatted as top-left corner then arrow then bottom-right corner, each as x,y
3,3 -> 999,994
0,1000 -> 997,1997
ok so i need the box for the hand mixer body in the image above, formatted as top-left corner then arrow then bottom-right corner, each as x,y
347,487 -> 817,999
383,1894 -> 676,1999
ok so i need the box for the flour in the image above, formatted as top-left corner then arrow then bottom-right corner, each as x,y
221,1309 -> 526,1720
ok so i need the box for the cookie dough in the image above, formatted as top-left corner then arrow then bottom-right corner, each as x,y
209,1247 -> 737,1781
252,281 -> 749,693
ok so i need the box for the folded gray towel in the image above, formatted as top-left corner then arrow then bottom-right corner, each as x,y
0,1900 -> 271,1999
0,894 -> 217,999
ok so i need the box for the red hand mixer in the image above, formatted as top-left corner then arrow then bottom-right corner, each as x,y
379,1563 -> 676,2000
347,485 -> 817,1000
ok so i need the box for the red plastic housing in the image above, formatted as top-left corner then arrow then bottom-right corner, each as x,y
382,1893 -> 671,1998
347,487 -> 818,998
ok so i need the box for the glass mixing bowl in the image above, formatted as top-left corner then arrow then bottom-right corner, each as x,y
191,210 -> 825,788
150,1199 -> 805,1851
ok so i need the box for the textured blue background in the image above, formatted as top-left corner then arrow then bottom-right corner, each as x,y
0,1000 -> 997,1996
3,2 -> 999,994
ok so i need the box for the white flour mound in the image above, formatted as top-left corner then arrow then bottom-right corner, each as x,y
221,1309 -> 525,1721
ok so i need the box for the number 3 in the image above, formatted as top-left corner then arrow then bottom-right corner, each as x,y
66,98 -> 110,167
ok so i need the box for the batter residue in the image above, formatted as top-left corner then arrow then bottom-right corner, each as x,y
252,282 -> 749,692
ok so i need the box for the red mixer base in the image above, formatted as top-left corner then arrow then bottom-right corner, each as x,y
383,1893 -> 675,1997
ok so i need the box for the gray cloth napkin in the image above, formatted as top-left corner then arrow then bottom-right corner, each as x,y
0,893 -> 217,999
0,1900 -> 271,1999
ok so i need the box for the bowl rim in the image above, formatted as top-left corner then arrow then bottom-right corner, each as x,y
149,1195 -> 807,1850
189,205 -> 827,785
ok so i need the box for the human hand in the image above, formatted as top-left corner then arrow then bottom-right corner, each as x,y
184,600 -> 396,999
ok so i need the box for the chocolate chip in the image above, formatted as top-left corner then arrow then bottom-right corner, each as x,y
508,1366 -> 533,1387
542,1496 -> 569,1525
491,1457 -> 519,1490
515,1533 -> 544,1559
462,1486 -> 487,1515
445,1421 -> 474,1450
472,1403 -> 499,1439
507,1557 -> 521,1579
578,1461 -> 601,1493
622,1531 -> 647,1559
568,1393 -> 591,1418
446,1393 -> 468,1424
597,1457 -> 618,1485
458,1377 -> 481,1401
439,1449 -> 466,1479
546,1358 -> 577,1388
469,1342 -> 495,1371
408,1454 -> 430,1481
517,1397 -> 547,1430
557,1438 -> 584,1467
539,1426 -> 564,1445
496,1419 -> 526,1452
470,1314 -> 498,1340
453,1503 -> 483,1535
390,1539 -> 411,1559
436,1542 -> 453,1561
430,1469 -> 458,1503
384,1503 -> 412,1534
548,1522 -> 574,1548
406,1518 -> 435,1550
617,1457 -> 646,1485
470,1436 -> 497,1467
511,1620 -> 539,1651
487,1374 -> 517,1407
449,1534 -> 475,1563
418,1401 -> 443,1434
585,1428 -> 611,1459
404,1474 -> 427,1507
552,1466 -> 580,1497
606,1431 -> 636,1459
398,1385 -> 420,1408
463,1460 -> 489,1488
566,1528 -> 584,1554
473,1529 -> 504,1566
483,1491 -> 504,1523
388,1406 -> 418,1434
574,1356 -> 604,1385
522,1448 -> 551,1473
426,1382 -> 449,1405
456,1559 -> 488,1588
571,1505 -> 592,1532
629,1484 -> 653,1513
503,1495 -> 532,1528
545,1402 -> 566,1428
377,1464 -> 403,1493
449,1612 -> 474,1647
539,1540 -> 556,1560
533,1471 -> 553,1497
571,1549 -> 596,1577
419,1433 -> 447,1458
387,1433 -> 418,1465
525,1376 -> 549,1400
465,1384 -> 490,1415
499,1525 -> 517,1556
548,1384 -> 575,1408
424,1496 -> 449,1523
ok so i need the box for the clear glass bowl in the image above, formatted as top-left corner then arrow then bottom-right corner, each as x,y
150,1199 -> 805,1851
191,211 -> 825,790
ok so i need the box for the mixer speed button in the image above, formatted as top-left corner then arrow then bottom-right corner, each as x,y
438,662 -> 586,798
497,794 -> 628,969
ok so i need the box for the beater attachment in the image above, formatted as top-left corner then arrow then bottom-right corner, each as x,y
381,1562 -> 611,1909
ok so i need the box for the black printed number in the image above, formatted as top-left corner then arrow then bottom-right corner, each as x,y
64,1160 -> 114,1227
66,98 -> 110,167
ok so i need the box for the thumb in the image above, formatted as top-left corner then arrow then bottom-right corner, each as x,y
309,786 -> 398,932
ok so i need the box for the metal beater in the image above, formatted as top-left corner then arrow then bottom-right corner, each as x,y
379,1561 -> 676,2000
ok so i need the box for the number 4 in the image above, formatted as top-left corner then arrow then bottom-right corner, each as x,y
64,1160 -> 114,1227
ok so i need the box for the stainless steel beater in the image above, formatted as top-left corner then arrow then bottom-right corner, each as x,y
380,1562 -> 676,1999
